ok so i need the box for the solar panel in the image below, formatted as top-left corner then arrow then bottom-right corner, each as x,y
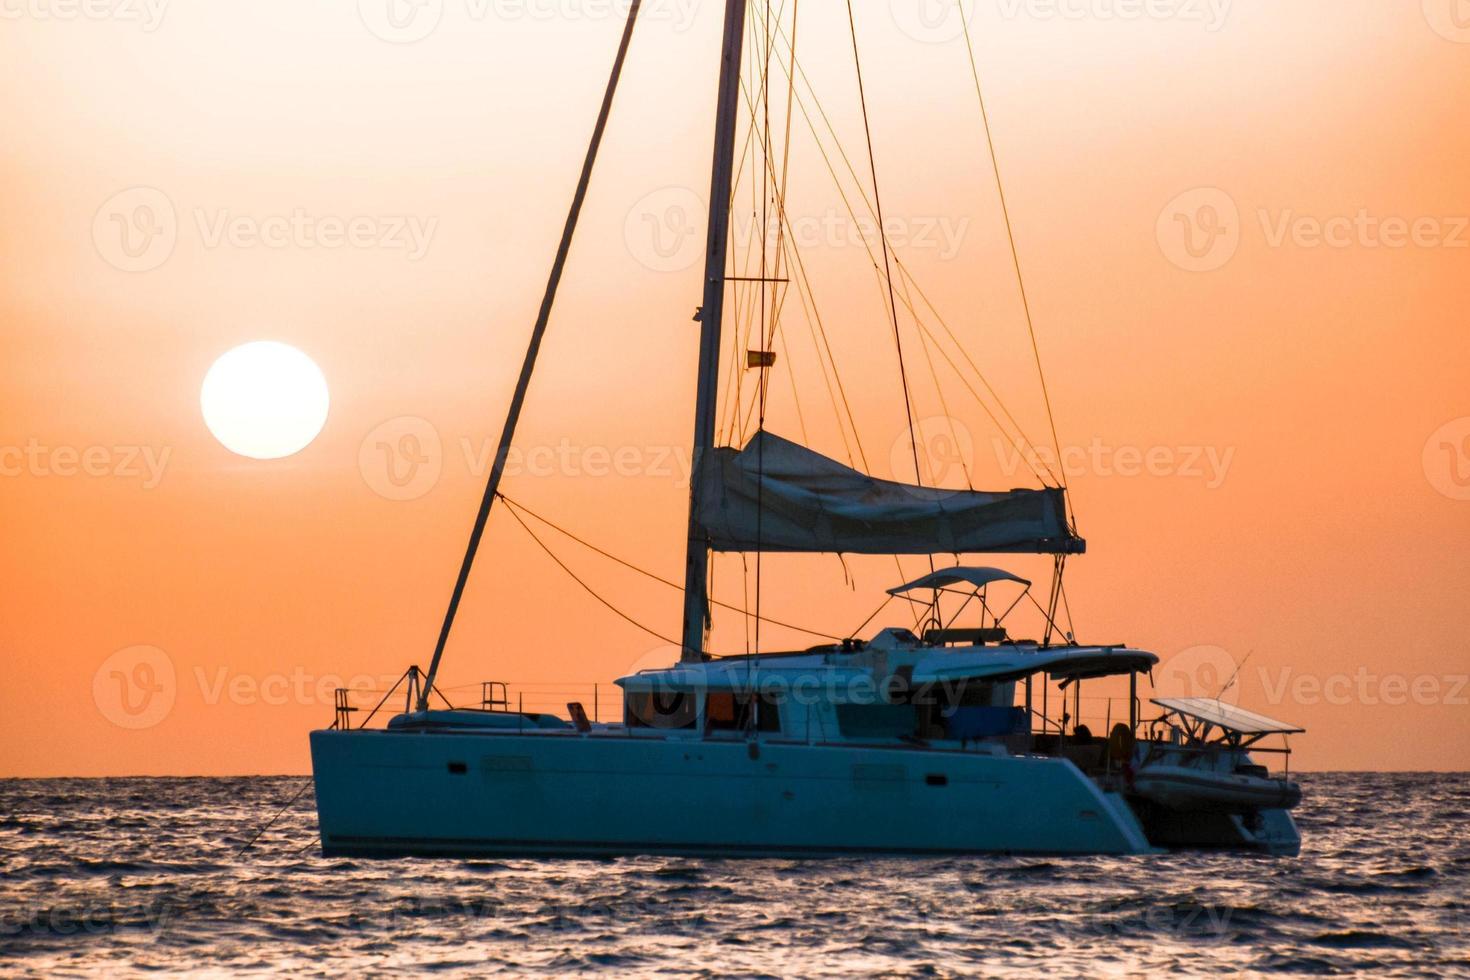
1151,697 -> 1305,735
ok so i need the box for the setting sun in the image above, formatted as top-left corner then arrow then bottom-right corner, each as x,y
199,341 -> 329,460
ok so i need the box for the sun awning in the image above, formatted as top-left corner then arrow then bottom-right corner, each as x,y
694,432 -> 1085,556
1151,698 -> 1305,735
912,646 -> 1159,685
887,566 -> 1030,596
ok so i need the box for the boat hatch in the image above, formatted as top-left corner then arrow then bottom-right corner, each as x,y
1151,698 -> 1304,736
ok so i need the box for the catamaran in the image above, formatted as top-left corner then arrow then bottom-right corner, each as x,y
311,0 -> 1304,857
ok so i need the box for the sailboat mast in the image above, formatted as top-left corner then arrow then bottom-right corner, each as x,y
680,0 -> 749,662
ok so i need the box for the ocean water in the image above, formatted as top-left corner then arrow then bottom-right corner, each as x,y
1,773 -> 1466,977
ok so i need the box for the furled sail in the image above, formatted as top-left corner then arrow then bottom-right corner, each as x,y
694,432 -> 1085,555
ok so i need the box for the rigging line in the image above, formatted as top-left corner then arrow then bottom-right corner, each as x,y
782,231 -> 857,466
1057,559 -> 1076,638
763,0 -> 799,350
761,22 -> 1056,487
498,492 -> 842,640
775,324 -> 809,445
502,495 -> 686,650
768,0 -> 805,445
732,66 -> 846,461
235,777 -> 313,859
898,264 -> 972,489
752,0 -> 775,661
720,144 -> 755,446
421,0 -> 644,705
844,0 -> 922,489
959,3 -> 1071,519
894,258 -> 1062,486
763,29 -> 1051,487
847,593 -> 895,639
908,307 -> 1049,485
758,33 -> 1046,487
747,115 -> 869,472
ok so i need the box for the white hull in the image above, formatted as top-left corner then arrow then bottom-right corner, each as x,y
310,729 -> 1155,857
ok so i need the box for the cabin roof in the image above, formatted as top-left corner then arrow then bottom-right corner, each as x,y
616,635 -> 1158,693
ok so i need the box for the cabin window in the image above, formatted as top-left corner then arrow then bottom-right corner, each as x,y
705,693 -> 783,734
624,690 -> 696,730
756,694 -> 782,733
705,692 -> 741,731
836,703 -> 918,739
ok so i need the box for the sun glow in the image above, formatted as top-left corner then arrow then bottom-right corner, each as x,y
200,341 -> 330,460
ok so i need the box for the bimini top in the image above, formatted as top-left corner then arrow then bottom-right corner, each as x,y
912,644 -> 1159,685
887,566 -> 1030,596
1152,697 -> 1304,736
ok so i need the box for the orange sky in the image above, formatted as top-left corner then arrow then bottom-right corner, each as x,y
2,1 -> 1467,776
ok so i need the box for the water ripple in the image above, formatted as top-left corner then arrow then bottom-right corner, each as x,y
0,774 -> 1466,976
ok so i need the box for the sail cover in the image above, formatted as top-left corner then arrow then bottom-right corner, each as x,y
694,432 -> 1084,555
